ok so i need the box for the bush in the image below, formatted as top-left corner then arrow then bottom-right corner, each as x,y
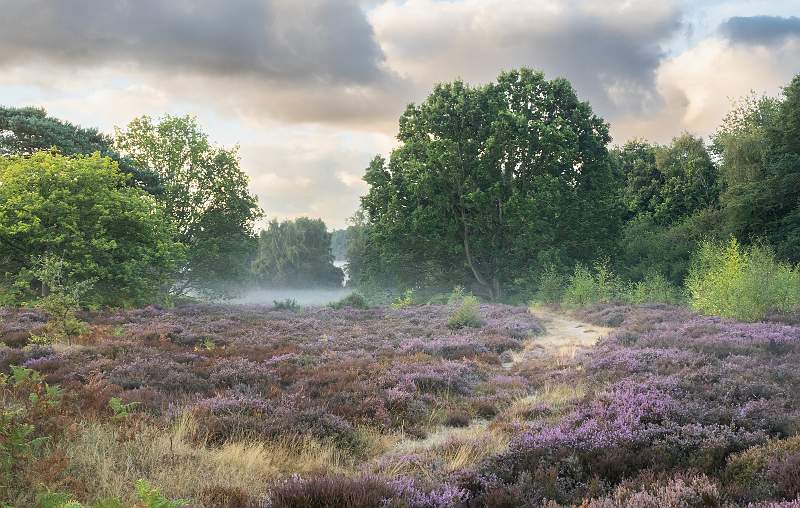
563,261 -> 625,306
447,288 -> 483,329
268,475 -> 396,508
28,256 -> 92,345
625,271 -> 683,305
391,289 -> 416,309
0,152 -> 184,307
273,298 -> 298,311
532,267 -> 566,304
726,436 -> 800,500
686,238 -> 800,321
329,292 -> 369,310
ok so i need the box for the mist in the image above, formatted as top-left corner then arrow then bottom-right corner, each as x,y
227,287 -> 352,306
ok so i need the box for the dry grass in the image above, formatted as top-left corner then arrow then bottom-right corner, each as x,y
62,414 -> 367,503
492,381 -> 586,431
381,421 -> 508,478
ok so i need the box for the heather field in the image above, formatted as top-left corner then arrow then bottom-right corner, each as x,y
3,301 -> 800,506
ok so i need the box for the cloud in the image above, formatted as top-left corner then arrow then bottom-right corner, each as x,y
0,0 -> 414,130
238,125 -> 395,229
0,0 -> 388,86
371,0 -> 685,118
719,15 -> 800,46
613,36 -> 800,143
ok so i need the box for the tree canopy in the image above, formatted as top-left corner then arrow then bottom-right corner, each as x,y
0,106 -> 159,192
253,217 -> 343,288
357,68 -> 620,299
115,115 -> 261,295
0,152 -> 183,306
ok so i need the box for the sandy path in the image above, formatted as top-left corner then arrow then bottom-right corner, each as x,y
390,307 -> 611,453
504,306 -> 611,369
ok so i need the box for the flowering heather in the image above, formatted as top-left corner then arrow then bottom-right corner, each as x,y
6,300 -> 800,505
474,303 -> 800,505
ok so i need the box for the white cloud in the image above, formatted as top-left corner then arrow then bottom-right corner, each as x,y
614,36 -> 800,143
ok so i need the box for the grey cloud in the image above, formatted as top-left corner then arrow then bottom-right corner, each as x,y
720,16 -> 800,46
0,0 -> 388,85
372,0 -> 686,127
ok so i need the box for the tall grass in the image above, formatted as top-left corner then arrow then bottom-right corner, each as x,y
59,415 -> 364,504
686,238 -> 800,321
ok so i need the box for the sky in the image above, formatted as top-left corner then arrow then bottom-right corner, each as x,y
1,0 -> 799,228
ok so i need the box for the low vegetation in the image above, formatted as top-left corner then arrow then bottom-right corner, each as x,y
2,301 -> 798,505
687,238 -> 800,321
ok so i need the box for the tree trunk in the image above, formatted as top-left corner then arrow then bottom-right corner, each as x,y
462,215 -> 503,300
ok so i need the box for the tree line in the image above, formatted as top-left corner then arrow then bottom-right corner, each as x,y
3,68 -> 798,307
0,108 -> 342,307
345,69 -> 800,301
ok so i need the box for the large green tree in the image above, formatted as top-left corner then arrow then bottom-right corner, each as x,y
115,115 -> 261,295
359,69 -> 621,299
0,106 -> 159,192
253,217 -> 343,288
0,152 -> 183,306
713,83 -> 800,262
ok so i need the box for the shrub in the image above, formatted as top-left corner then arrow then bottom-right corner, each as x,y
726,436 -> 800,500
0,152 -> 184,307
532,267 -> 566,304
626,271 -> 683,305
268,474 -> 396,508
273,298 -> 298,311
447,290 -> 483,329
0,366 -> 64,497
391,289 -> 416,310
329,292 -> 369,310
686,238 -> 800,321
28,256 -> 92,345
563,261 -> 625,307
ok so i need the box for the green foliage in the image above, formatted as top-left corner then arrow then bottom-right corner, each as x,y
563,261 -> 625,307
329,292 -> 368,310
273,298 -> 298,311
0,366 -> 62,496
725,436 -> 800,500
447,288 -> 483,329
28,256 -> 91,344
115,115 -> 261,296
711,82 -> 800,264
108,397 -> 140,420
0,106 -> 159,192
626,271 -> 683,305
357,68 -> 621,299
0,152 -> 184,307
35,480 -> 186,508
391,289 -> 416,309
618,208 -> 725,285
135,479 -> 188,508
532,267 -> 567,305
253,217 -> 343,288
686,238 -> 800,321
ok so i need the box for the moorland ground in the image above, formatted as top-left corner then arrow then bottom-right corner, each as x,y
3,301 -> 800,507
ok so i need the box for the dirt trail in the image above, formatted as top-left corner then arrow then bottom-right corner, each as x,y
504,306 -> 611,369
391,308 -> 611,453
